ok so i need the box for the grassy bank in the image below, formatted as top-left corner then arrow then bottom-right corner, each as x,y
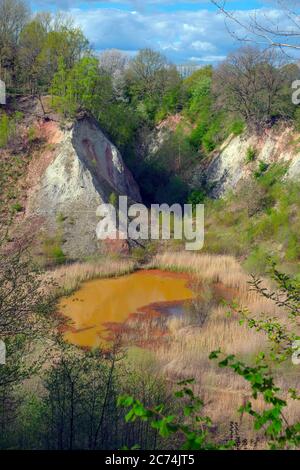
203,171 -> 300,276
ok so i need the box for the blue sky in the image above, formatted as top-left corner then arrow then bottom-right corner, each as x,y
29,1 -> 293,64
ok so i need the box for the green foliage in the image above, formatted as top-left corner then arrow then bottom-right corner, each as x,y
0,113 -> 10,147
188,75 -> 212,119
230,119 -> 245,136
202,124 -> 218,152
131,242 -> 157,265
51,57 -> 111,118
155,83 -> 187,122
188,190 -> 205,208
11,202 -> 23,213
118,379 -> 233,450
208,264 -> 300,449
56,212 -> 67,224
210,351 -> 300,449
204,173 -> 300,268
42,236 -> 66,265
51,246 -> 66,265
183,67 -> 226,154
258,163 -> 288,188
27,126 -> 37,143
254,161 -> 269,179
293,107 -> 300,132
189,121 -> 208,149
243,264 -> 300,359
243,246 -> 274,274
109,192 -> 118,208
126,49 -> 182,125
51,57 -> 138,151
0,112 -> 22,148
285,233 -> 300,261
246,146 -> 257,163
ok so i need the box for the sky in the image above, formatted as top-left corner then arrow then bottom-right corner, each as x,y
29,1 -> 299,64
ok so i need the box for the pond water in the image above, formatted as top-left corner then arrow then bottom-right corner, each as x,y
60,270 -> 196,348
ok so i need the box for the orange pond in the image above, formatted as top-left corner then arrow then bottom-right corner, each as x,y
60,270 -> 196,348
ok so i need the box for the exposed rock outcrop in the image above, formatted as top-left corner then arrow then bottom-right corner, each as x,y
25,113 -> 141,258
191,126 -> 300,198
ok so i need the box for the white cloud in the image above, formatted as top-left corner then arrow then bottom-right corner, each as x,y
63,7 -> 234,64
30,1 -> 300,64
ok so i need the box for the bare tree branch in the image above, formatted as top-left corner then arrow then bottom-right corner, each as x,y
212,0 -> 300,51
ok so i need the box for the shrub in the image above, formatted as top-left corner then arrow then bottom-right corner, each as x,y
0,113 -> 10,148
42,236 -> 66,265
27,126 -> 37,143
285,233 -> 300,261
11,202 -> 23,213
246,146 -> 256,163
254,161 -> 269,178
202,131 -> 216,152
188,190 -> 205,207
0,111 -> 24,148
293,106 -> 300,132
51,246 -> 66,265
189,121 -> 208,149
109,192 -> 118,208
258,163 -> 288,188
230,119 -> 245,136
243,246 -> 277,274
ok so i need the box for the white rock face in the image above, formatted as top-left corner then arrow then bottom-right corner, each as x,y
27,114 -> 141,257
193,126 -> 300,197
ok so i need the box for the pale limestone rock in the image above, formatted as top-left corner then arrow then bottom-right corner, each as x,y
193,127 -> 300,197
27,114 -> 141,258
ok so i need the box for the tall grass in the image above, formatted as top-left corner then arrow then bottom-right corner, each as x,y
145,251 -> 300,442
49,257 -> 136,296
46,250 -> 300,444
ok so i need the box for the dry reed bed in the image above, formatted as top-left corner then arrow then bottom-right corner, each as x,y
45,251 -> 299,443
150,251 -> 279,316
148,252 -> 300,438
48,257 -> 136,296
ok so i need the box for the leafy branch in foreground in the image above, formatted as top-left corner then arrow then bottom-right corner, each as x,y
210,262 -> 300,449
209,350 -> 300,449
229,262 -> 300,362
118,262 -> 300,450
118,379 -> 233,450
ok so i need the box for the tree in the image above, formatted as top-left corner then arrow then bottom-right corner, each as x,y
126,48 -> 181,122
0,0 -> 30,87
128,48 -> 169,97
0,234 -> 56,446
18,18 -> 48,93
99,49 -> 129,102
118,379 -> 233,450
36,25 -> 89,89
51,56 -> 113,119
213,46 -> 291,130
99,49 -> 128,76
211,0 -> 300,53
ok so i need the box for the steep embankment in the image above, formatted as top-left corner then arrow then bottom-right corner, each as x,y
2,97 -> 141,259
146,119 -> 300,198
144,119 -> 300,270
194,125 -> 300,197
26,113 -> 141,258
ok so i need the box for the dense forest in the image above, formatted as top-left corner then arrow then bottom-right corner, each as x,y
1,0 -> 300,206
1,0 -> 300,451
